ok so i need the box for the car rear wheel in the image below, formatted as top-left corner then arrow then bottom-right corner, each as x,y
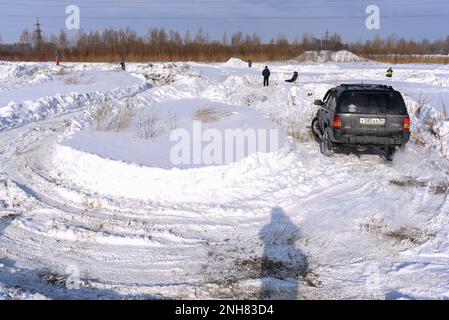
321,129 -> 334,157
311,117 -> 322,141
385,146 -> 396,161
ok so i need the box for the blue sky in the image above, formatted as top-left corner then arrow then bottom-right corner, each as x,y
0,0 -> 448,43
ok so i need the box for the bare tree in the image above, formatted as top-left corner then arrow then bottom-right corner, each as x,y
194,27 -> 209,45
184,30 -> 192,45
19,29 -> 32,46
231,32 -> 243,46
135,109 -> 162,140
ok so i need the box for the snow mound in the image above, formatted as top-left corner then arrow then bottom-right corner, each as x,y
49,142 -> 291,202
222,58 -> 248,67
296,50 -> 367,63
64,98 -> 289,169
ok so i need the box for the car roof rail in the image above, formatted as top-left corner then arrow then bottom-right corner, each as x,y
339,83 -> 394,90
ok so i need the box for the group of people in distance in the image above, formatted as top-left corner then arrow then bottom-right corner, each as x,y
261,65 -> 298,87
249,60 -> 298,86
259,64 -> 394,87
52,51 -> 394,85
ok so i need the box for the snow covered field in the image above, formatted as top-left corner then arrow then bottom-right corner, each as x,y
0,56 -> 449,299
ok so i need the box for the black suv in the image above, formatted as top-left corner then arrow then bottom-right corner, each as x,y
311,84 -> 410,160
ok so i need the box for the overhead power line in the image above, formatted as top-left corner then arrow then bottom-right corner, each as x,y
0,0 -> 448,9
1,13 -> 449,20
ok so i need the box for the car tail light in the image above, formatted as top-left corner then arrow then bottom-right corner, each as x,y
333,115 -> 342,129
403,117 -> 411,132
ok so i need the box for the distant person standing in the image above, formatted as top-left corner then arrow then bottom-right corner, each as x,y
120,57 -> 126,71
386,67 -> 393,78
262,66 -> 270,86
248,60 -> 253,68
55,49 -> 61,66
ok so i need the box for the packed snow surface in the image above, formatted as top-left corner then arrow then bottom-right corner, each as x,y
1,58 -> 449,299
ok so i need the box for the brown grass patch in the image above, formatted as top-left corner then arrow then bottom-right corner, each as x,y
192,107 -> 233,123
389,177 -> 448,195
63,76 -> 80,85
362,54 -> 449,65
360,219 -> 434,246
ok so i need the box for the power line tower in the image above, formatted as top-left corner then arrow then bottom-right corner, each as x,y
34,17 -> 43,53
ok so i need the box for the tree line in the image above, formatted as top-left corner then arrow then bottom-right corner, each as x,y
1,27 -> 449,63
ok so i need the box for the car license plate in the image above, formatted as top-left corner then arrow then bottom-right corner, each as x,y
360,118 -> 385,126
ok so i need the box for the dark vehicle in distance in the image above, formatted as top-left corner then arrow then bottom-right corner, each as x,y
311,84 -> 411,160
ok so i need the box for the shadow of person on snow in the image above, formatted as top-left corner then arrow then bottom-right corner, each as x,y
259,207 -> 308,300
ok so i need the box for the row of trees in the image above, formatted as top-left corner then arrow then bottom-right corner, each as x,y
1,27 -> 449,63
350,34 -> 449,55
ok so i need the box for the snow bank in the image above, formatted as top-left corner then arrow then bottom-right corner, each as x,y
0,70 -> 149,132
295,50 -> 367,63
0,83 -> 149,132
222,58 -> 249,67
0,62 -> 43,80
0,62 -> 55,92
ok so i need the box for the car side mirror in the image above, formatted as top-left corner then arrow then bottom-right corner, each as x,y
314,100 -> 324,106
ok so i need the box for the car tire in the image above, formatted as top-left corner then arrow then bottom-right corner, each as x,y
321,128 -> 334,157
311,117 -> 322,141
385,146 -> 396,161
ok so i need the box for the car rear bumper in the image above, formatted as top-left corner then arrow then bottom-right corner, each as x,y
331,130 -> 410,146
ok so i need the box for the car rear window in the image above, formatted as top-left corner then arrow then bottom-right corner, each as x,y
338,91 -> 408,115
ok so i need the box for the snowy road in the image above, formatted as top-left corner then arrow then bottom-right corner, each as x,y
0,58 -> 449,299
